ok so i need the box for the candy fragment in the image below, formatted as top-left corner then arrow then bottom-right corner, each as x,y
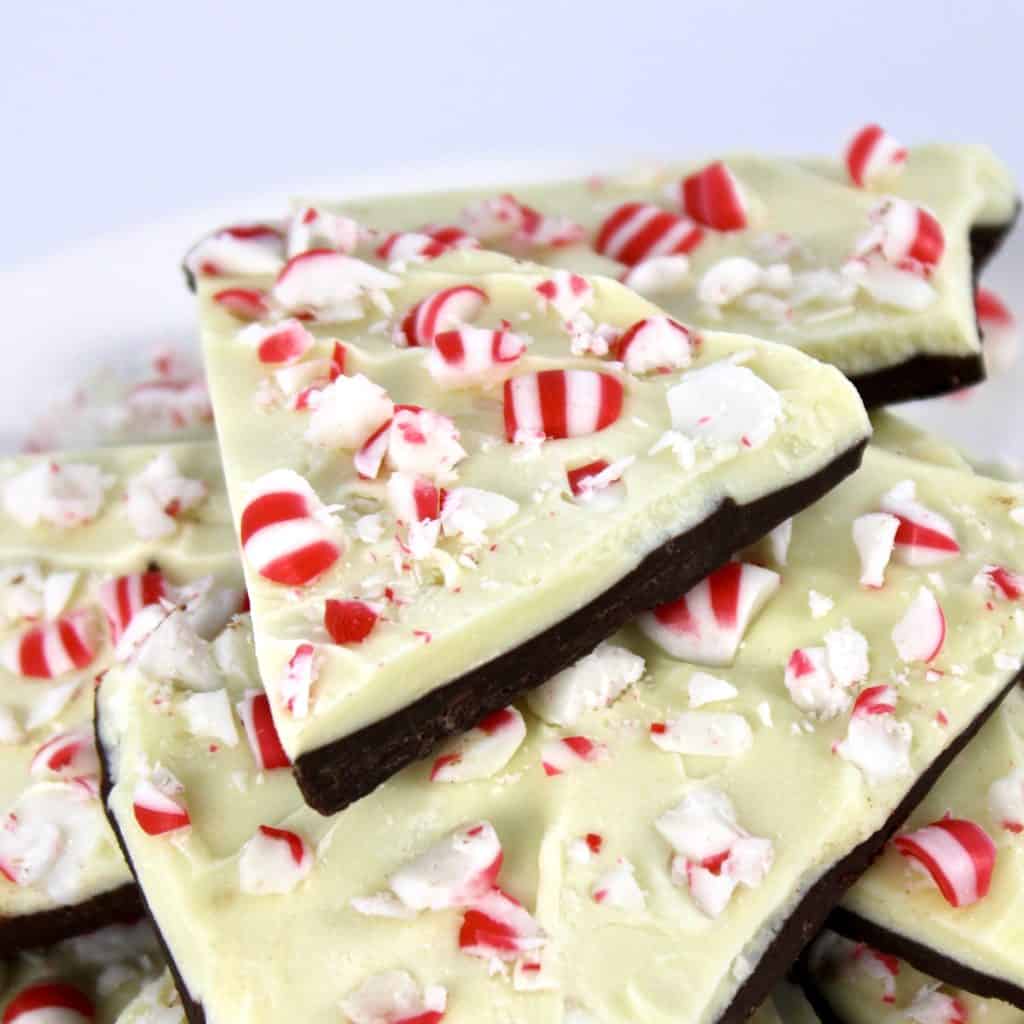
237,319 -> 315,366
239,825 -> 313,895
649,711 -> 753,757
540,736 -> 608,776
240,470 -> 341,586
429,708 -> 526,783
527,643 -> 644,727
638,562 -> 780,666
305,373 -> 394,450
388,822 -> 502,911
868,199 -> 946,270
186,223 -> 284,278
893,818 -> 996,907
976,287 -> 1018,373
272,250 -> 398,321
503,370 -> 623,442
458,886 -> 546,960
237,691 -> 292,771
98,570 -> 167,642
595,203 -> 704,266
852,512 -> 899,587
836,686 -> 912,783
427,324 -> 526,387
124,452 -> 208,541
30,729 -> 99,780
2,461 -> 112,530
324,599 -> 379,646
1,981 -> 95,1024
613,317 -> 696,374
591,859 -> 646,910
679,162 -> 748,231
212,286 -> 271,321
904,986 -> 967,1024
845,124 -> 908,187
3,610 -> 100,679
132,771 -> 190,837
341,971 -> 447,1024
400,285 -> 489,347
535,271 -> 593,320
287,206 -> 361,258
892,587 -> 946,663
988,768 -> 1024,833
880,480 -> 960,566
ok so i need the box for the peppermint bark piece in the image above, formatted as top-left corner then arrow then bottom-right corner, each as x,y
0,920 -> 167,1023
196,251 -> 869,813
831,687 -> 1024,1010
283,137 -> 1016,406
804,931 -> 1018,1024
0,443 -> 241,954
98,443 -> 1024,1024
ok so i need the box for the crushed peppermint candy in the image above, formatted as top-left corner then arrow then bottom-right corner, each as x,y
124,452 -> 207,540
3,461 -> 113,530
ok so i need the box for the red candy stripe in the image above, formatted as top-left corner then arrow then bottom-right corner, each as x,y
400,285 -> 488,347
680,162 -> 748,231
239,693 -> 291,771
7,611 -> 97,679
845,124 -> 907,187
594,203 -> 704,266
893,818 -> 996,907
3,982 -> 95,1023
99,571 -> 166,643
324,599 -> 379,646
212,287 -> 270,321
503,370 -> 623,441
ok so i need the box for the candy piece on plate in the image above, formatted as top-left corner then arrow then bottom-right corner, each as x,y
0,443 -> 241,954
195,248 -> 870,814
281,136 -> 1018,407
97,435 -> 1024,1024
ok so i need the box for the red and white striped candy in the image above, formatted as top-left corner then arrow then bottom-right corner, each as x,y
98,570 -> 167,643
287,206 -> 361,258
2,981 -> 95,1024
592,859 -> 646,910
892,587 -> 946,663
904,988 -> 967,1024
503,370 -> 623,442
594,203 -> 704,266
784,647 -> 850,718
461,194 -> 582,249
893,818 -> 996,907
399,285 -> 489,347
535,271 -> 593,320
238,824 -> 313,895
132,773 -> 190,837
430,707 -> 526,783
638,562 -> 780,666
850,944 -> 900,1004
240,470 -> 341,586
459,886 -> 546,960
978,564 -> 1024,601
540,735 -> 608,776
852,685 -> 899,717
387,473 -> 441,525
30,729 -> 98,780
428,324 -> 526,386
237,691 -> 291,771
880,481 -> 960,566
389,821 -> 503,911
212,287 -> 271,321
186,223 -> 285,278
872,199 -> 945,270
977,287 -> 1019,373
279,642 -> 319,719
304,373 -> 394,449
324,599 -> 379,646
679,162 -> 748,231
376,231 -> 450,263
836,686 -> 911,783
386,407 -> 467,480
289,341 -> 347,411
237,319 -> 314,366
272,249 -> 397,320
3,610 -> 99,679
341,971 -> 447,1024
845,124 -> 908,188
613,317 -> 696,374
567,459 -> 613,498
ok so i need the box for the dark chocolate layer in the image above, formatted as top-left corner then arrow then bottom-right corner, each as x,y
827,905 -> 1024,1011
0,883 -> 143,958
295,439 -> 869,815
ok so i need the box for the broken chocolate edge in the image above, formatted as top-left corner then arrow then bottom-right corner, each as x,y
719,666 -> 1024,1024
0,881 -> 143,959
294,438 -> 869,815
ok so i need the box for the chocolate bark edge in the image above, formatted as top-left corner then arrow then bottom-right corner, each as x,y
826,906 -> 1024,1011
93,605 -> 1023,1024
295,438 -> 869,816
95,714 -> 207,1024
0,882 -> 143,959
716,666 -> 1023,1024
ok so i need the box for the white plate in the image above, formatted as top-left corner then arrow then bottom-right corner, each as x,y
1,168 -> 1020,467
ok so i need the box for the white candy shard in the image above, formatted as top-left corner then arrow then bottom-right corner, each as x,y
273,251 -> 398,321
287,207 -> 361,258
836,693 -> 912,784
989,768 -> 1024,833
650,712 -> 753,757
440,488 -> 518,545
341,970 -> 447,1024
852,512 -> 899,588
904,985 -> 967,1024
3,461 -> 113,529
784,647 -> 852,719
592,859 -> 646,911
880,480 -> 960,566
429,708 -> 526,783
527,643 -> 644,727
387,408 -> 467,482
824,624 -> 870,687
666,361 -> 782,450
183,689 -> 239,747
124,452 -> 207,540
767,518 -> 792,566
239,825 -> 313,895
388,821 -> 502,911
620,255 -> 690,296
687,671 -> 738,708
892,587 -> 946,663
305,374 -> 394,449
